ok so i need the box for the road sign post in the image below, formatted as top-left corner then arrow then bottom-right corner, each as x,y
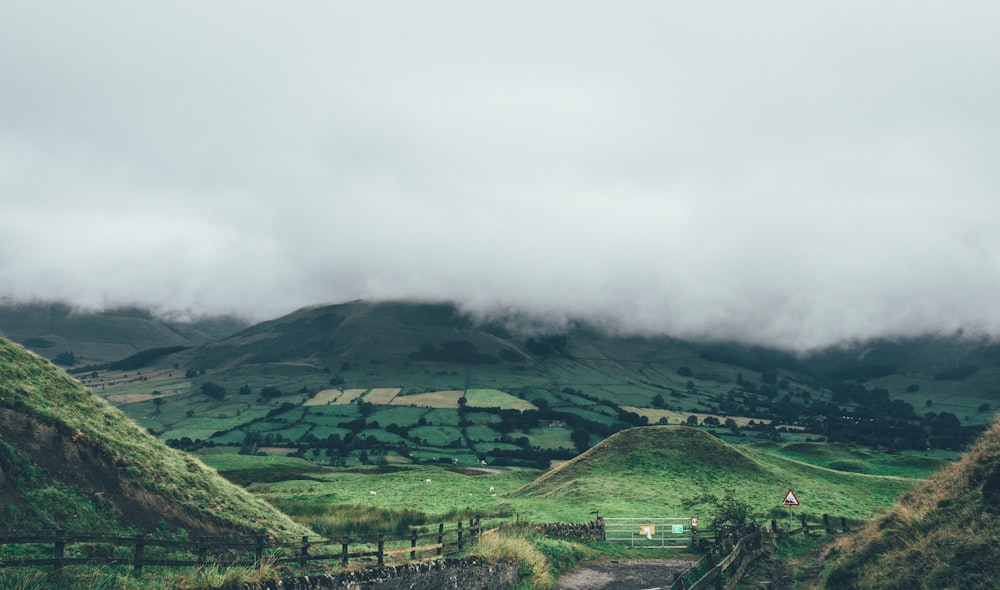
782,489 -> 800,530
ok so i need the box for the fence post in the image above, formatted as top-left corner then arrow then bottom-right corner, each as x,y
341,538 -> 349,567
457,520 -> 464,551
133,534 -> 146,575
255,535 -> 265,565
53,530 -> 66,582
823,514 -> 831,534
707,551 -> 722,590
673,571 -> 686,590
299,535 -> 309,567
841,517 -> 849,532
771,519 -> 778,537
800,515 -> 809,535
437,523 -> 444,556
410,529 -> 418,559
197,537 -> 207,565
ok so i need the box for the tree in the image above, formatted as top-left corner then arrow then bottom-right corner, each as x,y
54,351 -> 77,366
260,386 -> 282,399
201,382 -> 226,400
682,489 -> 758,529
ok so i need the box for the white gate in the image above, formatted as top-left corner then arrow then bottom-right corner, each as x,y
603,517 -> 698,548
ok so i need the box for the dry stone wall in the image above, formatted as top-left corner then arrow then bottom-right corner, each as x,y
534,518 -> 605,542
208,557 -> 519,590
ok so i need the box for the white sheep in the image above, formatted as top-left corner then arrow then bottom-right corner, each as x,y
369,490 -> 377,496
489,486 -> 495,494
425,479 -> 432,484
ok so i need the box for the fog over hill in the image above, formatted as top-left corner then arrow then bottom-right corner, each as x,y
3,2 -> 1000,351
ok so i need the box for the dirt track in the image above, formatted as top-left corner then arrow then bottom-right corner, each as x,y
553,558 -> 693,590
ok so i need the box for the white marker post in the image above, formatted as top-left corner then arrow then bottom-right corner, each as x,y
782,489 -> 800,530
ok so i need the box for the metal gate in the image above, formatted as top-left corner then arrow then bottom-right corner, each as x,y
603,517 -> 698,548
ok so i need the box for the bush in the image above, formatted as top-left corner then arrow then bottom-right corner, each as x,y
200,382 -> 226,400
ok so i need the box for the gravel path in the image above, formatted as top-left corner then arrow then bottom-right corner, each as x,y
553,558 -> 693,590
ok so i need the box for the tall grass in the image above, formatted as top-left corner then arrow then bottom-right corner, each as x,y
472,525 -> 598,590
0,560 -> 284,590
272,500 -> 429,536
271,499 -> 509,538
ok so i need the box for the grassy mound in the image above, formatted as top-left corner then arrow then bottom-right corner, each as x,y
818,416 -> 1000,589
0,336 -> 309,537
508,426 -> 920,521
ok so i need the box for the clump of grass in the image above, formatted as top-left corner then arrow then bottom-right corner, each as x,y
472,524 -> 598,590
474,529 -> 555,588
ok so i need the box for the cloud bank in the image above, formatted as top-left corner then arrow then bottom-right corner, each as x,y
2,2 -> 999,350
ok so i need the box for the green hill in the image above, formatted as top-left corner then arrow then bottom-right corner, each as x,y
815,416 -> 1000,589
507,426 -> 920,522
0,335 -> 308,537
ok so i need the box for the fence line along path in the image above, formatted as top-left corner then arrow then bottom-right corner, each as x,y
0,517 -> 483,576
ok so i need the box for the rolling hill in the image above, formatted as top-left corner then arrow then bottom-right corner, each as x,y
4,299 -> 996,472
0,335 -> 308,537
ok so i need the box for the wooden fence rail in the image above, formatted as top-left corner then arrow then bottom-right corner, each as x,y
0,517 -> 482,576
668,514 -> 853,590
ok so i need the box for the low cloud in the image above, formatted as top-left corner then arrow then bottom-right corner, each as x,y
2,2 -> 999,351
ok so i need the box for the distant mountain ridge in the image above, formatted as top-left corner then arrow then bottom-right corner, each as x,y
0,300 -> 248,365
5,299 -> 998,464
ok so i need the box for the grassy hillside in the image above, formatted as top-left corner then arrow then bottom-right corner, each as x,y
0,335 -> 308,537
813,415 -> 1000,589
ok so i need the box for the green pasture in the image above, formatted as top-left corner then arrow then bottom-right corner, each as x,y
464,423 -> 501,443
421,408 -> 462,426
465,388 -> 537,410
231,462 -> 540,521
523,426 -> 575,450
365,405 -> 428,426
464,411 -> 503,426
200,425 -> 933,526
410,425 -> 465,447
748,441 -> 950,479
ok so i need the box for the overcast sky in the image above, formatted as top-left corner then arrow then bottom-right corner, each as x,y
2,2 -> 999,350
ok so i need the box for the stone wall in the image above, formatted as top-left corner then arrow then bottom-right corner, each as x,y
209,557 -> 520,590
534,518 -> 605,542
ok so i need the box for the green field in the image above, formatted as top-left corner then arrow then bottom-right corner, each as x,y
197,425 -> 945,529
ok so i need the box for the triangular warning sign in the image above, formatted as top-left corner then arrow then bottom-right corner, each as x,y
782,489 -> 800,506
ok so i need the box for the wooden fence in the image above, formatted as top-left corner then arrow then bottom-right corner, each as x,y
0,517 -> 482,576
667,514 -> 852,590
